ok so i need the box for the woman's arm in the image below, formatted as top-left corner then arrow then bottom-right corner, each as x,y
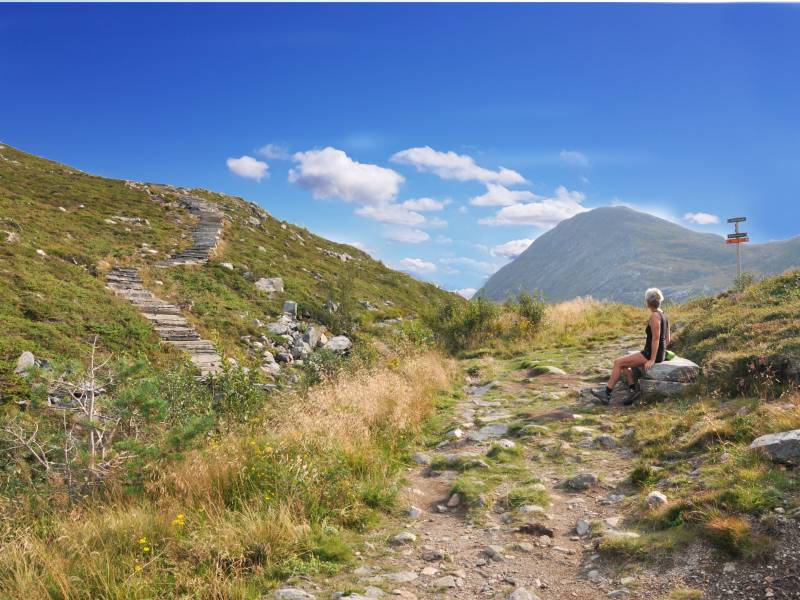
666,318 -> 671,348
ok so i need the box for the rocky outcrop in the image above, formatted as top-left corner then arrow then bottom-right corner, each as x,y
106,267 -> 222,377
636,356 -> 700,400
749,430 -> 800,465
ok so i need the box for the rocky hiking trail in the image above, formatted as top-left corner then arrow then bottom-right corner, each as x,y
276,338 -> 799,600
105,194 -> 225,377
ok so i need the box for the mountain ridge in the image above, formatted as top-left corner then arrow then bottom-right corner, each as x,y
478,206 -> 800,304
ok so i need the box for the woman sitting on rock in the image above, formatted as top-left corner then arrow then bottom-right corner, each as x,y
591,287 -> 670,406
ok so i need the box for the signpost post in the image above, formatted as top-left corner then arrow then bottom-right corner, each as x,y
726,217 -> 748,280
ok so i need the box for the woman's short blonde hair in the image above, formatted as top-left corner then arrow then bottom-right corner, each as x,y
645,287 -> 664,309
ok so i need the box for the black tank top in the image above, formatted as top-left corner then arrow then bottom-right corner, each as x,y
643,311 -> 668,362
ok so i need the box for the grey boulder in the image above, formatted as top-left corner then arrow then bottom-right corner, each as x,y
750,429 -> 800,465
324,336 -> 352,352
255,277 -> 284,293
15,351 -> 35,374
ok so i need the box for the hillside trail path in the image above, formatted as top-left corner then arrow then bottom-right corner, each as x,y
319,336 -> 689,600
105,194 -> 225,377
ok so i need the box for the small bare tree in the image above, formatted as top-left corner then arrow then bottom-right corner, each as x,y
1,336 -> 132,497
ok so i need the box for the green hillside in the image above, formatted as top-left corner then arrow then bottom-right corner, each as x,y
0,143 -> 456,391
478,206 -> 800,304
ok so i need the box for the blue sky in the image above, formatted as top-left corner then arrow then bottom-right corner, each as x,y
2,4 -> 799,296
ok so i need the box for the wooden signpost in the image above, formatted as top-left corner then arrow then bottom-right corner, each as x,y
726,216 -> 748,279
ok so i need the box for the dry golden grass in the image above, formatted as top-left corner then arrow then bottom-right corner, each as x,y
273,353 -> 452,448
546,296 -> 603,327
0,351 -> 455,599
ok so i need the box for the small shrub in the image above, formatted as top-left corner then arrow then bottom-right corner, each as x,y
515,291 -> 546,330
423,298 -> 500,353
702,515 -> 752,557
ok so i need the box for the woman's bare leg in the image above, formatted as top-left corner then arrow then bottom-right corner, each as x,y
608,353 -> 648,389
622,367 -> 634,386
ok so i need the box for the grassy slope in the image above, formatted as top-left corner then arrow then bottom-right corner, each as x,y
603,272 -> 800,561
674,270 -> 800,394
0,144 -> 456,396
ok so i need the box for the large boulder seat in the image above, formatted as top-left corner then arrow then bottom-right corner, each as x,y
633,355 -> 700,400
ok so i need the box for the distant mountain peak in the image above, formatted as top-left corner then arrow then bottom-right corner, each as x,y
478,206 -> 800,304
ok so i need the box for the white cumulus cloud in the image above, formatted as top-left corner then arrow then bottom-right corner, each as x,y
402,197 -> 450,211
684,212 -> 720,225
471,183 -> 537,207
289,147 -> 404,206
491,238 -> 534,259
399,258 -> 437,274
391,146 -> 526,186
257,143 -> 291,160
560,149 -> 590,167
454,288 -> 477,299
227,155 -> 269,181
439,256 -> 500,275
480,186 -> 588,228
355,204 -> 426,226
425,217 -> 448,229
383,227 -> 430,244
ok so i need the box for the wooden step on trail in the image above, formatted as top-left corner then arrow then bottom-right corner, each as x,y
104,195 -> 227,377
106,267 -> 222,377
156,195 -> 224,267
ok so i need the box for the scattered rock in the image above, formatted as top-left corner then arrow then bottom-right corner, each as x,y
646,490 -> 668,508
446,428 -> 464,440
282,300 -> 298,317
482,545 -> 504,561
497,439 -> 516,450
594,434 -> 617,449
411,452 -> 432,465
518,504 -> 546,516
15,351 -> 35,375
220,262 -> 234,270
565,473 -> 598,491
447,493 -> 461,508
273,588 -> 315,600
384,571 -> 418,583
324,336 -> 352,352
513,542 -> 534,553
517,523 -> 554,537
507,588 -> 539,600
468,423 -> 509,442
432,575 -> 457,588
391,531 -> 417,545
421,547 -> 445,561
749,430 -> 800,465
302,326 -> 323,348
407,506 -> 422,519
531,365 -> 567,376
576,519 -> 591,537
255,277 -> 284,293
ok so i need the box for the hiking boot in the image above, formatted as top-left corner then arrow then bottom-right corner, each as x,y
590,387 -> 611,405
623,388 -> 641,406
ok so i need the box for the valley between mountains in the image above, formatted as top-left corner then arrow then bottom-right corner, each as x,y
1,144 -> 799,600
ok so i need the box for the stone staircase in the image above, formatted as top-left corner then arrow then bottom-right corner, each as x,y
106,267 -> 223,377
105,194 -> 226,377
156,195 -> 224,267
